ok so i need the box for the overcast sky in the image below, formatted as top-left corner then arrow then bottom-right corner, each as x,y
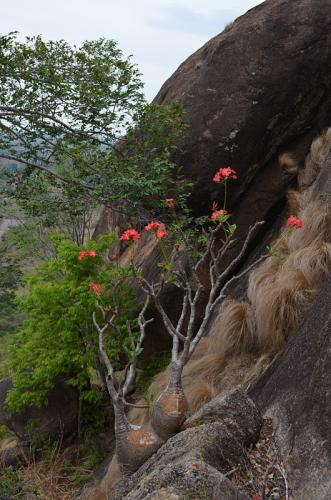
2,0 -> 263,100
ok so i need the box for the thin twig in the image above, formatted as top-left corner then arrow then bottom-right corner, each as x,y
277,464 -> 289,500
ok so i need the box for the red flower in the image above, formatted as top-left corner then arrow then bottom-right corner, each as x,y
166,198 -> 175,208
86,250 -> 97,257
156,227 -> 168,239
77,250 -> 97,261
191,463 -> 199,468
110,253 -> 119,261
78,250 -> 87,261
89,282 -> 102,296
120,229 -> 141,242
145,221 -> 163,231
286,215 -> 304,228
145,221 -> 168,239
211,209 -> 228,220
252,496 -> 262,500
213,166 -> 237,183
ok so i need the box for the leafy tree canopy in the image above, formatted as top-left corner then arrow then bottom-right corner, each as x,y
0,242 -> 22,336
0,33 -> 187,234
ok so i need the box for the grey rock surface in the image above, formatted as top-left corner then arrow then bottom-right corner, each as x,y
0,437 -> 30,468
250,272 -> 331,499
114,389 -> 261,499
249,141 -> 331,500
154,0 -> 331,216
183,388 -> 262,446
0,377 -> 79,444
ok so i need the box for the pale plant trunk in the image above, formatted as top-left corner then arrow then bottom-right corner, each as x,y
114,396 -> 164,472
93,296 -> 164,473
146,220 -> 266,441
151,361 -> 188,440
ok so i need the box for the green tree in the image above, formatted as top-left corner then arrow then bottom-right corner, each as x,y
0,33 -> 186,243
0,242 -> 23,379
0,241 -> 22,336
6,232 -> 137,412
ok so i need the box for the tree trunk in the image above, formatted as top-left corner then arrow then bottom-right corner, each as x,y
114,398 -> 164,473
150,361 -> 188,441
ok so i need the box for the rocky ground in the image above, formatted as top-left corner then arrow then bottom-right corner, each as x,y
232,418 -> 289,500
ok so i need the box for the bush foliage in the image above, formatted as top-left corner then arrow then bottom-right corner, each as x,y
6,232 -> 137,411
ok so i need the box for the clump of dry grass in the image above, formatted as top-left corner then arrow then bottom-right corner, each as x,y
208,300 -> 257,356
19,444 -> 94,500
0,441 -> 104,500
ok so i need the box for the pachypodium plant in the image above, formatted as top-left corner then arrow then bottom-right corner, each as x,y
92,293 -> 164,472
93,166 -> 267,472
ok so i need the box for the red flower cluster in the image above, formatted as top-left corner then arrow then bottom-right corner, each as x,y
213,166 -> 237,183
166,198 -> 175,208
78,250 -> 97,261
89,282 -> 102,296
120,229 -> 141,242
211,209 -> 228,220
145,221 -> 168,239
286,215 -> 304,228
145,221 -> 163,231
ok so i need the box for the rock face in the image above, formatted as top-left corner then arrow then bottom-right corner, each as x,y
154,0 -> 331,215
0,437 -> 30,468
183,387 -> 262,441
114,389 -> 261,499
0,378 -> 79,444
249,139 -> 331,500
250,271 -> 331,500
100,0 -> 331,294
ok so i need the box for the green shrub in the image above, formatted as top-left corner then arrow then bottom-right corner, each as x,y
6,232 -> 137,412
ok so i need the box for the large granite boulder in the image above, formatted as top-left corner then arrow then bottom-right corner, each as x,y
249,126 -> 331,500
114,389 -> 261,499
99,0 -> 331,277
0,378 -> 79,444
154,0 -> 331,214
250,271 -> 331,500
154,0 -> 331,278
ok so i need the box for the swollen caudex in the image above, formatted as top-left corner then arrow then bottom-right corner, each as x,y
150,384 -> 188,441
112,411 -> 164,473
